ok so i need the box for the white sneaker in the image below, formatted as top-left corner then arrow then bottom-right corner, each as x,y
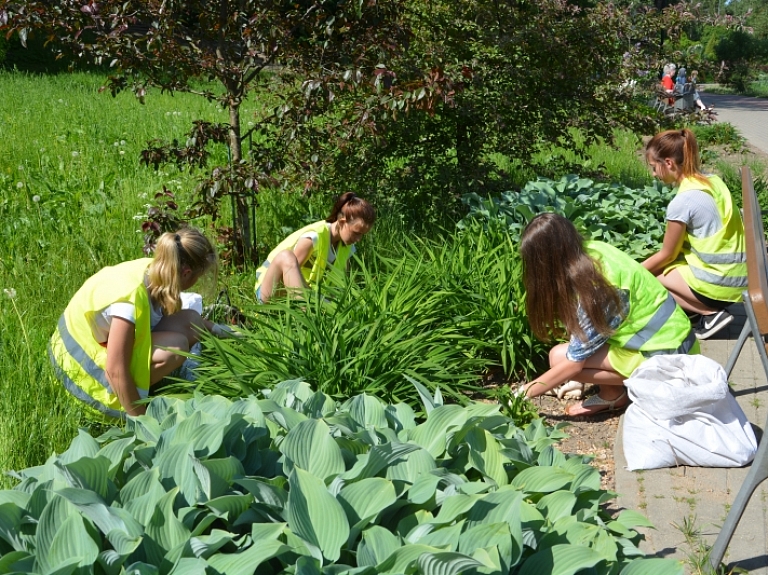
694,310 -> 733,340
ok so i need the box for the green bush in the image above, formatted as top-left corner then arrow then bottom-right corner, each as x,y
459,175 -> 674,261
0,384 -> 683,575
191,223 -> 548,404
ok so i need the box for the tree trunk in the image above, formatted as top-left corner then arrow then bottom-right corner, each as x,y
228,101 -> 254,264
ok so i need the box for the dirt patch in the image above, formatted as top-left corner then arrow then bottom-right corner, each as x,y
528,388 -> 622,492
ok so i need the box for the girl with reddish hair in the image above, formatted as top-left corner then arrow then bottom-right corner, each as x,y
643,129 -> 746,340
254,193 -> 376,302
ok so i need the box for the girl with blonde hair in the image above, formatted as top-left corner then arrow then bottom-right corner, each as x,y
50,228 -> 237,418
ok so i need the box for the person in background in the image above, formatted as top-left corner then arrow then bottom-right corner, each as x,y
254,192 -> 376,303
661,63 -> 677,104
49,228 -> 238,419
520,213 -> 697,417
689,70 -> 709,111
643,129 -> 746,339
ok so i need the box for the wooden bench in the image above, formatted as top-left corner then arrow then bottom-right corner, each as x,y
709,165 -> 768,570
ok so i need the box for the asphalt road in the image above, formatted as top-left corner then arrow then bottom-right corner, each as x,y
699,90 -> 768,155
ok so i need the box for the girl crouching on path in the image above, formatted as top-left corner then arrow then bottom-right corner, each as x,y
521,213 -> 698,416
254,192 -> 375,303
643,129 -> 746,340
49,228 -> 237,419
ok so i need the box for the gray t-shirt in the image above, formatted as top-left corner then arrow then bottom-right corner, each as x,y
666,189 -> 722,238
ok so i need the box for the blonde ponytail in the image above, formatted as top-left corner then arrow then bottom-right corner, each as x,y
147,228 -> 216,314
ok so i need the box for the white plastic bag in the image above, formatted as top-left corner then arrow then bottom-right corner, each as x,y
622,354 -> 757,471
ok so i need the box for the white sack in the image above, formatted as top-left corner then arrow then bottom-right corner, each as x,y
622,354 -> 757,471
180,292 -> 204,314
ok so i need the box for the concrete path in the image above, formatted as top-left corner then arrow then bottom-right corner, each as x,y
699,90 -> 768,155
611,90 -> 768,574
614,305 -> 768,574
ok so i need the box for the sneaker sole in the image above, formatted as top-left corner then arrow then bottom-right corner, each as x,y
694,313 -> 734,340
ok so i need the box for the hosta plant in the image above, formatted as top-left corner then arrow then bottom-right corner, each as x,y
460,175 -> 674,261
0,381 -> 683,575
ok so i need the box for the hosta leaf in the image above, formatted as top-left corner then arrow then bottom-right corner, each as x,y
235,478 -> 288,508
186,530 -> 235,559
0,551 -> 33,574
145,488 -> 190,565
518,544 -> 603,575
432,493 -> 481,524
346,394 -> 388,428
385,403 -> 416,433
385,446 -> 436,483
458,522 -> 513,571
357,526 -> 401,567
97,437 -> 137,477
376,543 -> 440,574
36,494 -> 75,574
155,442 -> 200,505
57,456 -> 110,498
619,558 -> 684,575
287,467 -> 349,562
410,405 -> 467,458
511,466 -> 573,492
174,411 -> 228,456
339,442 -> 421,481
464,427 -> 508,486
167,557 -> 207,575
615,510 -> 654,530
204,494 -> 252,521
281,419 -> 345,482
207,540 -> 289,575
416,551 -> 485,575
123,562 -> 160,575
0,503 -> 24,551
338,477 -> 397,527
106,528 -> 143,557
58,429 -> 100,464
413,521 -> 463,550
57,487 -> 142,537
121,469 -> 167,526
536,491 -> 577,523
47,513 -> 100,573
407,472 -> 441,504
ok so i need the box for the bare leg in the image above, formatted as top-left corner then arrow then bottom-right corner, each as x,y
149,309 -> 206,384
654,268 -> 718,314
548,343 -> 625,400
258,250 -> 307,303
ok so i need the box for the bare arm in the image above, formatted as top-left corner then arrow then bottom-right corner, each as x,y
523,358 -> 586,399
642,220 -> 687,276
293,237 -> 315,269
105,317 -> 146,417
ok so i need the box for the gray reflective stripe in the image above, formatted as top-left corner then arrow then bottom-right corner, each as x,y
48,344 -> 125,420
690,266 -> 748,288
642,329 -> 696,358
690,247 -> 746,265
624,294 -> 677,351
57,314 -> 112,391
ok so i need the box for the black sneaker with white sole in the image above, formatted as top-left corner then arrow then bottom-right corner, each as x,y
694,310 -> 734,340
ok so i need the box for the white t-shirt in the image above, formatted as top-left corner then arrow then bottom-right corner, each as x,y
90,279 -> 164,343
666,189 -> 723,239
300,222 -> 357,265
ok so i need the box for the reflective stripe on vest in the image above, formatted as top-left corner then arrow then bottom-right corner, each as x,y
623,293 -> 677,350
690,246 -> 746,265
48,343 -> 125,420
642,328 -> 696,358
690,266 -> 748,288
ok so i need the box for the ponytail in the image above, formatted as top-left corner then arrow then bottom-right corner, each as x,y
646,128 -> 709,186
327,192 -> 376,226
147,228 -> 216,314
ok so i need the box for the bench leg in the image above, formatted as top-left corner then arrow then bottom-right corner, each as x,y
724,320 -> 751,378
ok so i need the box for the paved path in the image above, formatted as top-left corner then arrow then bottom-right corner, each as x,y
699,90 -> 768,155
612,92 -> 768,573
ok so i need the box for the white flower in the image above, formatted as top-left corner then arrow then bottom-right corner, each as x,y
113,141 -> 119,147
119,150 -> 125,156
17,165 -> 23,171
4,288 -> 16,299
32,195 -> 41,203
58,99 -> 64,104
16,182 -> 23,189
120,140 -> 126,146
71,151 -> 80,157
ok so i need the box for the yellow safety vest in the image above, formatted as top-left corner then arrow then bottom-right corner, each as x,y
674,175 -> 747,302
254,220 -> 353,297
586,242 -> 694,354
48,259 -> 154,419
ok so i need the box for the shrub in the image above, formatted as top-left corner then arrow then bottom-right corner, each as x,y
459,175 -> 674,261
0,384 -> 683,575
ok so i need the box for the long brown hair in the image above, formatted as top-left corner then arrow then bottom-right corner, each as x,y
147,228 -> 216,314
327,192 -> 376,225
521,213 -> 624,342
645,128 -> 709,186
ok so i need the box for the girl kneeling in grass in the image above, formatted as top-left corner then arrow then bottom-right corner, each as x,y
49,228 -> 237,419
643,128 -> 746,340
521,213 -> 698,417
254,192 -> 376,303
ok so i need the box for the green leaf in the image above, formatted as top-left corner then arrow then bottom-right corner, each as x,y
376,543 -> 440,574
47,514 -> 100,573
536,491 -> 577,523
57,487 -> 142,537
0,551 -> 33,574
207,540 -> 289,575
337,477 -> 397,526
357,526 -> 402,567
518,544 -> 603,575
416,551 -> 485,575
619,558 -> 685,575
287,467 -> 350,562
385,446 -> 436,483
155,442 -> 201,505
36,494 -> 75,574
458,522 -> 513,571
58,428 -> 100,464
57,456 -> 110,498
615,509 -> 655,530
204,494 -> 252,521
346,394 -> 388,428
511,466 -> 574,492
0,503 -> 24,551
144,488 -> 190,565
281,419 -> 345,482
410,405 -> 467,458
464,427 -> 508,486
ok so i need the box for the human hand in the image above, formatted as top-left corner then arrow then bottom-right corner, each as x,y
212,323 -> 244,339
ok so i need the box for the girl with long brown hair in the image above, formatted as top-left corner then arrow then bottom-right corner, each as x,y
643,129 -> 746,340
520,213 -> 696,416
254,192 -> 376,302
